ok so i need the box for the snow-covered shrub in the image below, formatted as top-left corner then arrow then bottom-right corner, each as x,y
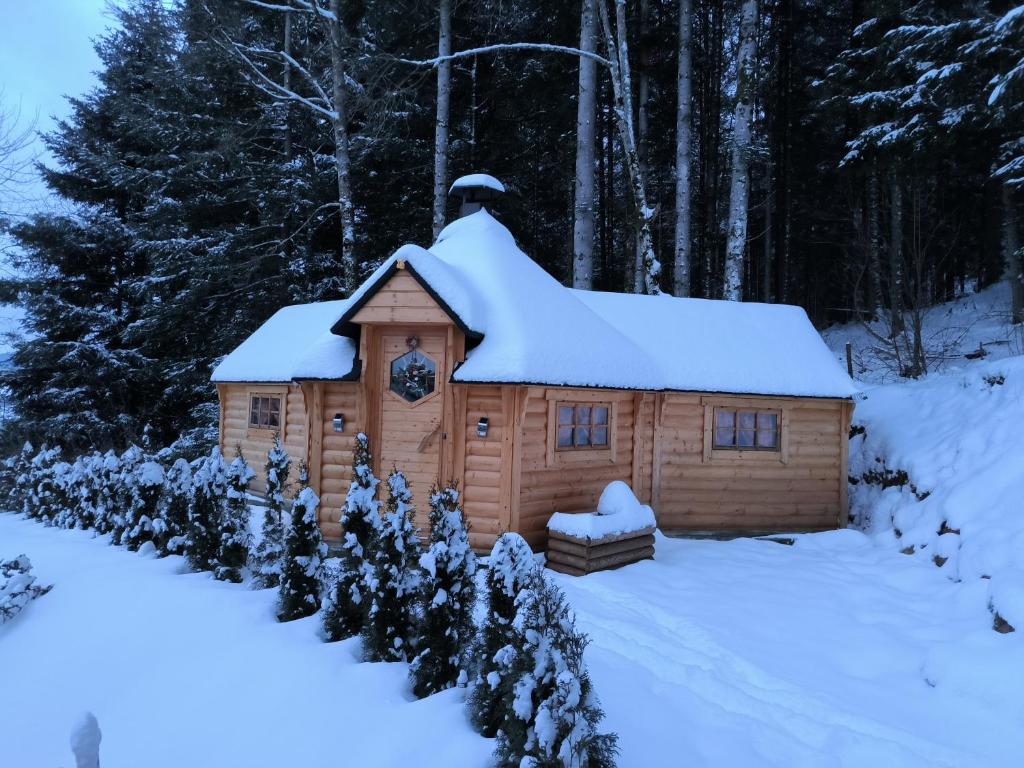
277,463 -> 326,621
322,432 -> 380,641
50,460 -> 77,529
410,483 -> 477,698
92,450 -> 120,535
0,554 -> 52,623
361,468 -> 421,662
110,446 -> 143,545
186,447 -> 228,572
252,437 -> 289,588
469,532 -> 537,737
215,450 -> 253,583
8,442 -> 34,513
25,445 -> 61,523
124,459 -> 164,551
493,573 -> 618,768
154,458 -> 191,556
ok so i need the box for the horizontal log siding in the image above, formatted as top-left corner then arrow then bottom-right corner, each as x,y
220,384 -> 307,495
656,393 -> 845,531
318,382 -> 362,541
462,385 -> 507,552
516,389 -> 637,551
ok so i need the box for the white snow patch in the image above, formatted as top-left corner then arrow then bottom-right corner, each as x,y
548,481 -> 655,540
210,299 -> 356,383
449,173 -> 505,194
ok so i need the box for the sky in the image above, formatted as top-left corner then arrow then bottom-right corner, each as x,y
0,1 -> 116,350
0,0 -> 115,217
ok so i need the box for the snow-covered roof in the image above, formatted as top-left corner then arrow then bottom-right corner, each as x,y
449,173 -> 505,194
213,210 -> 854,398
210,299 -> 357,382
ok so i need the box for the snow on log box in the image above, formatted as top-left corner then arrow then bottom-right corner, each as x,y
546,482 -> 657,576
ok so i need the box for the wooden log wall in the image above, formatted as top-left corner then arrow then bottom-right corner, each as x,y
514,388 -> 639,551
318,382 -> 362,541
218,383 -> 307,495
655,393 -> 848,531
459,384 -> 510,553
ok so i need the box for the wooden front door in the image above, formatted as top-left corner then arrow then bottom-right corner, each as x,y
377,330 -> 447,531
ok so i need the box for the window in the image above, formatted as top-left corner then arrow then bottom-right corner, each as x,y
556,403 -> 610,450
390,349 -> 437,403
249,395 -> 281,430
713,408 -> 779,451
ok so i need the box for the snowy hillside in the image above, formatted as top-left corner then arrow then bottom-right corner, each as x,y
821,280 -> 1024,729
822,281 -> 1023,384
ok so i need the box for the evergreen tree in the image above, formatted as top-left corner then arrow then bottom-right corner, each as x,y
493,573 -> 618,768
469,532 -> 537,737
186,446 -> 228,572
361,468 -> 421,663
50,460 -> 76,529
252,437 -> 290,588
322,432 -> 380,641
92,450 -> 120,535
8,442 -> 34,513
110,446 -> 143,545
124,459 -> 164,551
409,483 -> 477,699
277,463 -> 327,621
25,445 -> 61,524
216,449 -> 254,582
154,457 -> 192,556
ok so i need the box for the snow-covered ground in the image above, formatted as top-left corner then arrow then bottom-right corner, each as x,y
4,281 -> 1023,767
0,515 -> 491,768
3,513 -> 1022,766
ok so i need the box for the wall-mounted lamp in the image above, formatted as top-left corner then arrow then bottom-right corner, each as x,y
477,417 -> 489,438
333,413 -> 345,433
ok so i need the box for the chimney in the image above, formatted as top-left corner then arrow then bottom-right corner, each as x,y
449,173 -> 505,218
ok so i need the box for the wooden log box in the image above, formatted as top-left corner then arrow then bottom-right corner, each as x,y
546,524 -> 656,577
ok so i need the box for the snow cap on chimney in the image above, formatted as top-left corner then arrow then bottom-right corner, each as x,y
449,173 -> 504,217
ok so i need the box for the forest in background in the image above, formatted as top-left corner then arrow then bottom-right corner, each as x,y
0,0 -> 1021,453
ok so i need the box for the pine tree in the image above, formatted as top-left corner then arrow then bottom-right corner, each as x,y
469,532 -> 537,737
361,468 -> 421,662
110,446 -> 143,545
216,449 -> 254,582
8,442 -> 34,513
409,483 -> 477,698
50,460 -> 76,529
186,446 -> 228,572
92,450 -> 120,535
277,462 -> 327,621
124,459 -> 164,551
154,457 -> 192,556
493,573 -> 618,768
322,432 -> 380,641
25,445 -> 61,524
252,437 -> 290,588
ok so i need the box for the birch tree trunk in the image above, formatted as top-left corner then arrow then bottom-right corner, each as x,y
1004,182 -> 1023,324
598,0 -> 662,295
328,0 -> 356,289
431,0 -> 452,242
573,0 -> 598,290
633,0 -> 651,291
674,0 -> 693,297
888,168 -> 904,335
723,0 -> 758,301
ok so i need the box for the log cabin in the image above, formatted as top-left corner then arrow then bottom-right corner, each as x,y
211,175 -> 855,551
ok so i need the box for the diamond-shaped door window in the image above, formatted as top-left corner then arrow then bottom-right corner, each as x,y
390,350 -> 437,403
